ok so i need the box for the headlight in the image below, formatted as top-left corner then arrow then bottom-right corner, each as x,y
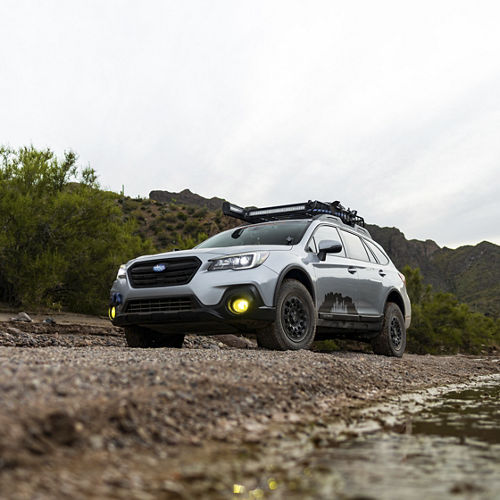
116,264 -> 127,280
208,252 -> 269,271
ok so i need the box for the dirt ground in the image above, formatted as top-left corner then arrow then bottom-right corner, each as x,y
1,317 -> 499,499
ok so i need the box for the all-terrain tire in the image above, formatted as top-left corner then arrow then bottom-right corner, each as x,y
371,302 -> 406,357
124,326 -> 185,348
257,279 -> 316,351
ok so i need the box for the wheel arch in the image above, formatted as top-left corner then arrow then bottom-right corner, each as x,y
386,289 -> 405,317
274,265 -> 315,306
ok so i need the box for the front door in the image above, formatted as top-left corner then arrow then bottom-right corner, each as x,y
309,225 -> 360,321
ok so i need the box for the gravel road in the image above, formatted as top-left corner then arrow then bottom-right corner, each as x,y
1,319 -> 499,499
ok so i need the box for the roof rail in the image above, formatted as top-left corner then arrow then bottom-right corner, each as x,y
222,200 -> 365,227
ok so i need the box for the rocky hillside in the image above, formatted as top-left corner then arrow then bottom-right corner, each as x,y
368,225 -> 500,318
134,190 -> 499,318
149,188 -> 225,211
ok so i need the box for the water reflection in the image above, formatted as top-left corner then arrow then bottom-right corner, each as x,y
307,379 -> 500,499
409,383 -> 500,444
176,379 -> 500,499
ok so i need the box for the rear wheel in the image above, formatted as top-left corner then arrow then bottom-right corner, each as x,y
124,326 -> 185,348
257,279 -> 316,351
371,302 -> 406,357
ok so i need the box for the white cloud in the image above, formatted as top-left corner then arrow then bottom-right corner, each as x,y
1,0 -> 499,247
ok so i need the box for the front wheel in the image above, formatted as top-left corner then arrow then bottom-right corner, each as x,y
124,326 -> 185,348
257,279 -> 316,351
371,302 -> 406,357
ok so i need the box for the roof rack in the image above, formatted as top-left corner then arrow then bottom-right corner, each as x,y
222,200 -> 365,227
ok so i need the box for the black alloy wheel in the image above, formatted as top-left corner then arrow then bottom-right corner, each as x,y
257,279 -> 316,351
371,302 -> 406,357
282,295 -> 310,342
390,316 -> 403,350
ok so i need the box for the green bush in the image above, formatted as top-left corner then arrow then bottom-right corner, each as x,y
162,214 -> 177,224
0,145 -> 154,314
402,266 -> 500,354
194,208 -> 208,218
184,221 -> 201,234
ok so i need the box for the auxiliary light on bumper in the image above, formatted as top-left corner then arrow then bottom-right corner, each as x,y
228,297 -> 250,314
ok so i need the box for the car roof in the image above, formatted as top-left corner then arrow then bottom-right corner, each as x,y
235,215 -> 372,240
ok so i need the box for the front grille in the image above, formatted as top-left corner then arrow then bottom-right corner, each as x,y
128,257 -> 201,288
125,297 -> 195,314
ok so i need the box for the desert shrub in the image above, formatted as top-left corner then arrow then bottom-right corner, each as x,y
194,208 -> 208,218
402,266 -> 500,354
184,221 -> 201,234
0,145 -> 154,313
162,214 -> 177,224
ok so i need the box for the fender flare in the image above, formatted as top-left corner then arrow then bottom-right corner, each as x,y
273,264 -> 315,306
384,287 -> 406,317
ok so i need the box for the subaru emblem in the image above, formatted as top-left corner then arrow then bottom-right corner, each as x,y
153,263 -> 166,273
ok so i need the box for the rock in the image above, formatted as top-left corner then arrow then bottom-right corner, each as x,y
43,317 -> 57,325
214,334 -> 256,349
89,435 -> 104,450
6,327 -> 24,336
10,312 -> 32,322
43,411 -> 81,446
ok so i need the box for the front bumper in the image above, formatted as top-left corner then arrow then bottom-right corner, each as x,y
110,285 -> 276,334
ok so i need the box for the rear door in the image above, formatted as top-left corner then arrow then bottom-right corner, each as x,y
363,238 -> 392,316
338,229 -> 385,318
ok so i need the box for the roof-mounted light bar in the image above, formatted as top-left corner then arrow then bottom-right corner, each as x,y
227,203 -> 244,214
248,204 -> 306,217
222,200 -> 365,227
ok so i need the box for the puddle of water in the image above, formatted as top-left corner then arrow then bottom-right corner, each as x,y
410,382 -> 500,445
124,377 -> 499,499
214,378 -> 500,500
290,378 -> 500,500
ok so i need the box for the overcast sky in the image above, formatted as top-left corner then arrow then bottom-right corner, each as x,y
1,0 -> 499,248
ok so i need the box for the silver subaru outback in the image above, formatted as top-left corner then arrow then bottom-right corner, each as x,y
109,200 -> 411,356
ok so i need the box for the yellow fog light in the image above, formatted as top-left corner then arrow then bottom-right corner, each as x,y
229,298 -> 249,314
108,306 -> 116,320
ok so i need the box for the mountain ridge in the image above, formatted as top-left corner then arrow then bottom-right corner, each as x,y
146,189 -> 500,317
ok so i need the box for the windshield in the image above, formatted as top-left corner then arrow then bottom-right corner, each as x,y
196,220 -> 311,248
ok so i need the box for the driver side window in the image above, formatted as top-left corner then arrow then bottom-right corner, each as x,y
310,225 -> 346,257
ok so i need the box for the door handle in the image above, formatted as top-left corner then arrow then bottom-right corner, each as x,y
378,269 -> 386,277
348,266 -> 357,274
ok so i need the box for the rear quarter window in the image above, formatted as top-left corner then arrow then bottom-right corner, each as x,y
364,239 -> 390,265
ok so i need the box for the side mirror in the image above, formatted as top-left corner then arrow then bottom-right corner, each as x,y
318,240 -> 342,261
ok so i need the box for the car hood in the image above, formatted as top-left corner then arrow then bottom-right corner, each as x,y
129,245 -> 293,265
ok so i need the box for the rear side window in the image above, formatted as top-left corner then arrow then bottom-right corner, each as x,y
339,229 -> 370,261
364,239 -> 390,265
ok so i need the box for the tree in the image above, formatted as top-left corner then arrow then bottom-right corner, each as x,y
402,266 -> 500,354
0,145 -> 153,313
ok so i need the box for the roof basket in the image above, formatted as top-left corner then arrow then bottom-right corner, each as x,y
222,200 -> 365,227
